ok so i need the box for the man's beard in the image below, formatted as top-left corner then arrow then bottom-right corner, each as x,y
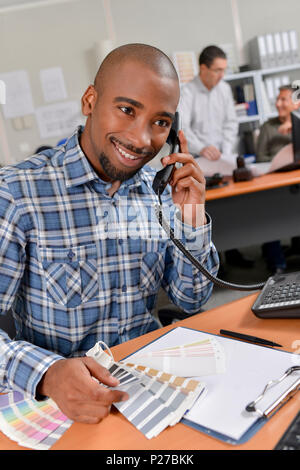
99,152 -> 141,182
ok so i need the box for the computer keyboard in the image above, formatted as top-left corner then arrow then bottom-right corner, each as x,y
274,411 -> 300,450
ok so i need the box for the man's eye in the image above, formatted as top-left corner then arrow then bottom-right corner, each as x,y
155,119 -> 170,128
120,106 -> 133,115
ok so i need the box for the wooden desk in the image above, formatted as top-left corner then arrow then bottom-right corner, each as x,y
205,169 -> 300,251
1,294 -> 299,450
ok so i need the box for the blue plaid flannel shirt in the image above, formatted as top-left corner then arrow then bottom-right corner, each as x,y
0,127 -> 219,398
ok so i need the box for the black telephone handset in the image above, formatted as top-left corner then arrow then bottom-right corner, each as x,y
152,112 -> 180,195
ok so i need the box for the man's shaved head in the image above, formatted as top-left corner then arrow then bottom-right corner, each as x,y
94,43 -> 179,94
80,42 -> 180,183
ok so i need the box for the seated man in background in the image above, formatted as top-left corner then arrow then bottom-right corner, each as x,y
256,84 -> 300,161
256,84 -> 300,272
179,45 -> 252,268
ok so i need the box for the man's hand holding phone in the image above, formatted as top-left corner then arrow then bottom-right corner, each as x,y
161,130 -> 206,228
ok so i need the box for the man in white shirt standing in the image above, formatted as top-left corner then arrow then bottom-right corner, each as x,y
179,45 -> 253,269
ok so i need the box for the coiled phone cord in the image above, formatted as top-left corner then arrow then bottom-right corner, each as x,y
155,195 -> 266,292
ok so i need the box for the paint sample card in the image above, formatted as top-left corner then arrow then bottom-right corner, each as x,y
0,392 -> 72,450
127,337 -> 226,376
114,364 -> 206,439
87,342 -> 206,439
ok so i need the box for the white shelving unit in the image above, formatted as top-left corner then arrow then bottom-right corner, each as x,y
224,63 -> 300,125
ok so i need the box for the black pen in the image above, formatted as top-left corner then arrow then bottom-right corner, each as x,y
219,329 -> 282,347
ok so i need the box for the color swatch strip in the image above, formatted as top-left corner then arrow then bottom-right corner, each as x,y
126,337 -> 226,376
87,343 -> 206,439
0,392 -> 72,449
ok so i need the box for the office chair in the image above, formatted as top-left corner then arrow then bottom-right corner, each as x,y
0,310 -> 16,339
157,304 -> 203,326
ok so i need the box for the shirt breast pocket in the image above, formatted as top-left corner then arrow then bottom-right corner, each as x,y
139,242 -> 165,294
40,244 -> 99,308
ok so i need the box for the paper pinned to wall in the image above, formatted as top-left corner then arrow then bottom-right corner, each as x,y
40,67 -> 68,103
35,101 -> 82,139
0,70 -> 34,119
172,51 -> 198,84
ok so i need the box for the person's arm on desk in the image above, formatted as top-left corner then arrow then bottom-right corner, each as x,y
256,122 -> 272,162
0,179 -> 128,424
0,179 -> 64,398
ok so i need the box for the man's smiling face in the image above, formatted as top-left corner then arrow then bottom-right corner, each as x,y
80,59 -> 180,182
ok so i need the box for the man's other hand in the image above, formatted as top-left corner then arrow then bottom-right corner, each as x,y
37,357 -> 128,423
200,145 -> 221,160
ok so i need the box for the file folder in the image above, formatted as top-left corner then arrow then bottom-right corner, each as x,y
249,36 -> 268,69
273,76 -> 282,96
265,34 -> 277,68
281,31 -> 293,65
265,77 -> 276,108
273,32 -> 284,67
288,30 -> 300,63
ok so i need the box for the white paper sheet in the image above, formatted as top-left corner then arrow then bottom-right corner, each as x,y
40,67 -> 67,103
0,70 -> 34,118
35,101 -> 82,138
196,153 -> 237,176
250,143 -> 294,176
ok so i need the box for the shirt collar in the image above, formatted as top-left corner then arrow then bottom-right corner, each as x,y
62,126 -> 152,192
197,75 -> 215,93
63,126 -> 99,188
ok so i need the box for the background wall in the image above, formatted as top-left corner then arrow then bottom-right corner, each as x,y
0,0 -> 299,164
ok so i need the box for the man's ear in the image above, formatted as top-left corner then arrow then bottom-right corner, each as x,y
81,85 -> 97,116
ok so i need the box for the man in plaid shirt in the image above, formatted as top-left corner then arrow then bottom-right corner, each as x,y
0,44 -> 219,423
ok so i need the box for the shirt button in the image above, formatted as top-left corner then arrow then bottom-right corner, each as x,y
68,250 -> 75,260
121,285 -> 127,292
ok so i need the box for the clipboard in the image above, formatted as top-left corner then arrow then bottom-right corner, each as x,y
124,326 -> 300,445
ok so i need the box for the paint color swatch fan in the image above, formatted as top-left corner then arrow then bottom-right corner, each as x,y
0,391 -> 72,450
87,336 -> 225,439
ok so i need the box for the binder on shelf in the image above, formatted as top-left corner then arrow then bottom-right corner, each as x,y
273,32 -> 285,67
273,76 -> 282,96
260,81 -> 272,115
281,31 -> 293,65
249,36 -> 269,69
243,80 -> 257,116
288,30 -> 300,63
265,34 -> 277,68
235,102 -> 249,118
265,77 -> 276,105
281,74 -> 290,86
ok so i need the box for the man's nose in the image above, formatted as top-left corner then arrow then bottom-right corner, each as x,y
127,120 -> 152,150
